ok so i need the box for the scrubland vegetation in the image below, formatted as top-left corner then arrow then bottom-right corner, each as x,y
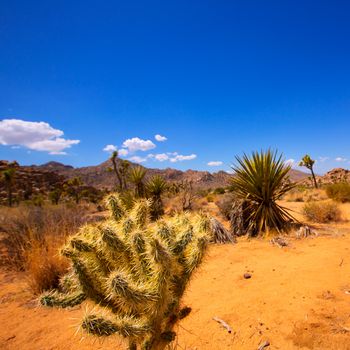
303,201 -> 342,223
326,182 -> 350,202
0,204 -> 90,293
1,150 -> 350,349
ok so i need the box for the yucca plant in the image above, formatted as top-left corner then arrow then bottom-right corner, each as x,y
129,166 -> 147,198
230,149 -> 296,235
147,175 -> 167,220
40,194 -> 214,350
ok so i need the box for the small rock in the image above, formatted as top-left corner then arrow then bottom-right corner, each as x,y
243,273 -> 252,279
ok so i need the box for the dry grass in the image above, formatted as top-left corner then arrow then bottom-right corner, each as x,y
0,204 -> 88,293
303,201 -> 342,223
283,188 -> 328,202
326,183 -> 350,203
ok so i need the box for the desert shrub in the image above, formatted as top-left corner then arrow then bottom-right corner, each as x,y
303,201 -> 341,223
283,188 -> 305,202
215,193 -> 235,220
40,194 -> 218,349
0,204 -> 88,293
304,189 -> 328,202
325,183 -> 350,203
213,187 -> 226,195
206,194 -> 214,202
25,238 -> 69,294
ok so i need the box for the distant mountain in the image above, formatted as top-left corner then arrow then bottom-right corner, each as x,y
32,160 -> 309,190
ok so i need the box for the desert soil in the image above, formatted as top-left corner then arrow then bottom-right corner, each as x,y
1,202 -> 350,349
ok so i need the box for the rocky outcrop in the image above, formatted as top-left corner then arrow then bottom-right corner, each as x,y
301,168 -> 350,187
0,160 -> 65,204
321,168 -> 350,184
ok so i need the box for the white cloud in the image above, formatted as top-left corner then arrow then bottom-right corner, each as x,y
155,134 -> 167,142
103,144 -> 117,153
335,157 -> 347,162
207,161 -> 223,166
154,153 -> 169,162
122,137 -> 156,152
118,148 -> 129,156
129,155 -> 147,163
319,156 -> 329,162
169,154 -> 197,162
0,119 -> 80,155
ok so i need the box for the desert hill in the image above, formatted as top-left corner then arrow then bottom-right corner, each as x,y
30,160 -> 309,190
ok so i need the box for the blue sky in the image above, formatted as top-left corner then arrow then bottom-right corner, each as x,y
0,0 -> 349,174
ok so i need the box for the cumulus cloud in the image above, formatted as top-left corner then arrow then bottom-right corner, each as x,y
144,152 -> 197,163
207,161 -> 223,166
169,154 -> 197,162
103,144 -> 117,153
0,119 -> 80,154
155,134 -> 167,142
122,137 -> 156,153
319,156 -> 329,162
129,155 -> 147,163
118,148 -> 129,156
335,157 -> 347,162
154,153 -> 169,162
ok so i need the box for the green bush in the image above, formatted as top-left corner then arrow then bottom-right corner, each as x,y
303,201 -> 341,223
213,187 -> 225,195
325,183 -> 350,203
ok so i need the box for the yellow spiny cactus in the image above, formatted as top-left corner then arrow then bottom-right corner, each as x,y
40,194 -> 216,350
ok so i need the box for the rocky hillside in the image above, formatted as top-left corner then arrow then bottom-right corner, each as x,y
31,160 -> 309,190
0,160 -> 65,204
300,168 -> 350,187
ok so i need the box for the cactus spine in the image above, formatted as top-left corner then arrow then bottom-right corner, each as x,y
41,194 -> 213,349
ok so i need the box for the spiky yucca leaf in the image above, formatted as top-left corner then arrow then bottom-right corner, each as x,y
129,166 -> 147,198
230,149 -> 296,235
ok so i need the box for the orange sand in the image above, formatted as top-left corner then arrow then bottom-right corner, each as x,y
1,202 -> 350,349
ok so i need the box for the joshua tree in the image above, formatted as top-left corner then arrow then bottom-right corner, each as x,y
64,177 -> 84,204
147,175 -> 167,220
120,159 -> 131,190
230,149 -> 295,236
110,151 -> 125,191
2,168 -> 16,207
49,188 -> 62,205
41,194 -> 213,350
299,154 -> 318,188
129,166 -> 147,198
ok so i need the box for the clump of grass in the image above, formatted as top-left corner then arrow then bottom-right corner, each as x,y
283,188 -> 305,202
303,201 -> 341,223
0,204 -> 88,293
325,183 -> 350,203
215,193 -> 236,220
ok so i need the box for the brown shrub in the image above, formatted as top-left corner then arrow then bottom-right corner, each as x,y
325,183 -> 350,203
215,193 -> 236,220
25,238 -> 69,294
303,201 -> 341,223
0,204 -> 88,293
283,188 -> 327,202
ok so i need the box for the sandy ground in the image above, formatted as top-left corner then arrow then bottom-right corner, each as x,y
1,202 -> 350,349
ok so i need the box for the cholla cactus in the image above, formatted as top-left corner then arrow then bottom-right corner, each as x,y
40,194 -> 213,350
